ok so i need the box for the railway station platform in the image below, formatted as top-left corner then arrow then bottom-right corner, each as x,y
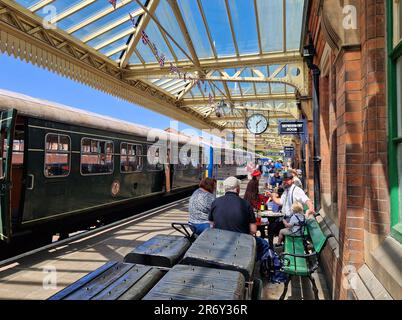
0,0 -> 400,302
0,180 -> 330,300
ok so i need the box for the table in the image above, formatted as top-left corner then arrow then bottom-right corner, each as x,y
260,211 -> 285,219
256,211 -> 285,239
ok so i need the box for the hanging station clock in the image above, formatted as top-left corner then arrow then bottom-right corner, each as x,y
246,114 -> 269,135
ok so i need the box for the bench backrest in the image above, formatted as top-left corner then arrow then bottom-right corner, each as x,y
306,219 -> 327,253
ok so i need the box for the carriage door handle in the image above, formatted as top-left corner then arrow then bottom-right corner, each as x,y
27,174 -> 34,190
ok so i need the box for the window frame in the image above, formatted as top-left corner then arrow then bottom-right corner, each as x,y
80,137 -> 114,176
145,144 -> 164,172
44,133 -> 71,178
388,0 -> 402,243
119,142 -> 143,173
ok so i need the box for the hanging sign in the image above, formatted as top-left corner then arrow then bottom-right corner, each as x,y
283,146 -> 295,158
279,121 -> 305,135
266,151 -> 284,157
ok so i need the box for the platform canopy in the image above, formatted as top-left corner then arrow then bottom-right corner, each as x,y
0,0 -> 308,151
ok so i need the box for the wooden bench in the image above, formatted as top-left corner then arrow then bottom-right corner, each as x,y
48,262 -> 164,300
49,224 -> 262,300
143,264 -> 247,300
280,215 -> 334,300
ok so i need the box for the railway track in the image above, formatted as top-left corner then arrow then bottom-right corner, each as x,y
0,187 -> 196,261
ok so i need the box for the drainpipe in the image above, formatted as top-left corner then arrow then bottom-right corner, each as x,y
303,36 -> 322,213
300,116 -> 308,191
312,66 -> 322,212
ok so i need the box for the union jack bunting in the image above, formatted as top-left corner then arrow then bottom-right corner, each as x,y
141,30 -> 150,45
109,0 -> 117,9
158,53 -> 165,67
169,63 -> 181,77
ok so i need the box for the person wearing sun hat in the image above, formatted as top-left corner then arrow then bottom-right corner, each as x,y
266,171 -> 315,220
244,170 -> 262,209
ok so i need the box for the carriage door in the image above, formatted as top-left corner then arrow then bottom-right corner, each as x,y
0,109 -> 17,242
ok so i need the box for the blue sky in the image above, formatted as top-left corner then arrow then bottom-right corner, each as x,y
0,53 -> 198,133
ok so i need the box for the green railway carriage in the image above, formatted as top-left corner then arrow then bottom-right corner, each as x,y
0,90 -> 255,244
0,90 -> 204,243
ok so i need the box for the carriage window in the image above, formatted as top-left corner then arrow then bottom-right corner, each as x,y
120,143 -> 143,173
81,138 -> 114,175
12,140 -> 24,165
2,139 -> 24,165
44,134 -> 71,177
146,145 -> 163,171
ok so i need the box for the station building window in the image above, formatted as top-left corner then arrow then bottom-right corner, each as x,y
81,138 -> 114,175
388,0 -> 402,242
44,134 -> 71,177
120,143 -> 143,173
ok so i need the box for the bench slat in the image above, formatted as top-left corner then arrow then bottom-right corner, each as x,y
65,263 -> 134,300
307,219 -> 327,253
283,236 -> 309,276
92,266 -> 163,300
48,261 -> 117,300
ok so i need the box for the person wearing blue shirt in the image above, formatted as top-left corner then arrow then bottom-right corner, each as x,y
274,159 -> 283,170
270,170 -> 283,188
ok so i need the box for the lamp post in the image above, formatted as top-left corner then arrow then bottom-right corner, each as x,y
303,36 -> 321,213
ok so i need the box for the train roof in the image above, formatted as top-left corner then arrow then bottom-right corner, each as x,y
0,89 -> 195,145
0,89 -> 257,155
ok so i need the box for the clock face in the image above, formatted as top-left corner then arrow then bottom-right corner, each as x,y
246,114 -> 268,135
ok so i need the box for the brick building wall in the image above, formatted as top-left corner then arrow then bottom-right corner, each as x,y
304,0 -> 397,299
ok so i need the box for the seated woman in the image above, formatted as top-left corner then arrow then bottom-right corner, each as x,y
188,178 -> 216,235
243,170 -> 262,209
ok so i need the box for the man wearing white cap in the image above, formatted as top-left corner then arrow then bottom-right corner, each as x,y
208,176 -> 257,235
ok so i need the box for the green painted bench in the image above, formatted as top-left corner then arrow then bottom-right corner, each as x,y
280,215 -> 334,300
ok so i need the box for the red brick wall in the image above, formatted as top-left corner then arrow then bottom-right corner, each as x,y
360,0 -> 390,237
305,0 -> 389,300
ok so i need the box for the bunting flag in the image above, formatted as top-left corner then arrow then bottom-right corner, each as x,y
140,31 -> 216,100
109,0 -> 117,9
141,30 -> 150,45
129,13 -> 136,27
158,53 -> 165,67
209,93 -> 214,104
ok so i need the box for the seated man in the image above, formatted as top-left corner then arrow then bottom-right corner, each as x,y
208,176 -> 267,260
208,176 -> 256,235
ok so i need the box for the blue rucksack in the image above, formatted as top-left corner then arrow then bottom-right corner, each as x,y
259,240 -> 288,283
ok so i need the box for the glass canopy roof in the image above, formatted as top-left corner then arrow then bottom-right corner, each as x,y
12,0 -> 306,148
